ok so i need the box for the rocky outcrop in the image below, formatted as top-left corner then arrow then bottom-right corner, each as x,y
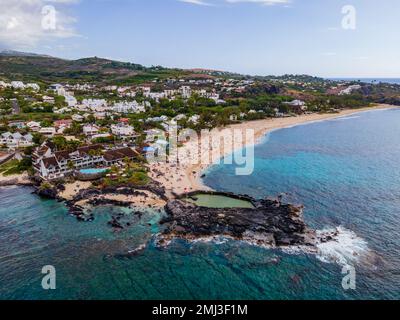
87,198 -> 133,207
159,194 -> 317,248
108,216 -> 124,229
70,180 -> 167,203
0,177 -> 35,187
60,179 -> 166,222
35,185 -> 59,199
71,188 -> 102,202
66,203 -> 94,222
0,178 -> 19,187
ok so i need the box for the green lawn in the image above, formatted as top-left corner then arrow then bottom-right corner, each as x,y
0,159 -> 28,176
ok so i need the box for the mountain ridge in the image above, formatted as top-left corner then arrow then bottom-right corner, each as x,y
0,50 -> 325,85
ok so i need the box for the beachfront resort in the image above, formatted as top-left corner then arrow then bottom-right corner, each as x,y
0,65 -> 397,205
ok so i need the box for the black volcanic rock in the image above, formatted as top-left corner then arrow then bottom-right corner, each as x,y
160,194 -> 317,247
35,186 -> 58,199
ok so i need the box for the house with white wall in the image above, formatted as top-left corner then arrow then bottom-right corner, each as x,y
111,124 -> 135,137
0,132 -> 33,149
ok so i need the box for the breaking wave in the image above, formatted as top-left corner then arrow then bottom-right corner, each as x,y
330,115 -> 361,121
316,226 -> 369,266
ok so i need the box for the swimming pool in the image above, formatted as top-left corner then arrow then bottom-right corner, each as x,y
79,168 -> 108,175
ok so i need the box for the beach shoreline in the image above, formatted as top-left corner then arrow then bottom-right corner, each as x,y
149,104 -> 396,196
5,104 -> 394,210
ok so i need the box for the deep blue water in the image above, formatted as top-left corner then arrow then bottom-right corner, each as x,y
329,78 -> 400,85
1,108 -> 399,300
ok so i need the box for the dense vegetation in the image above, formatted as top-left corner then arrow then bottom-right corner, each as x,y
2,51 -> 400,180
0,53 -> 190,85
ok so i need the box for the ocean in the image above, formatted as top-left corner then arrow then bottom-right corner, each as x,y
329,78 -> 400,85
1,108 -> 399,300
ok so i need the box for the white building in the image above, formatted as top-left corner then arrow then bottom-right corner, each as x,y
0,132 -> 33,149
83,124 -> 100,136
49,84 -> 77,107
339,85 -> 362,95
144,129 -> 164,142
174,114 -> 187,121
27,121 -> 41,132
11,81 -> 25,89
39,127 -> 56,137
27,83 -> 40,91
64,94 -> 77,107
72,114 -> 84,122
112,101 -> 148,114
82,99 -> 108,111
284,100 -> 306,107
164,89 -> 178,98
49,84 -> 66,96
138,87 -> 151,95
0,81 -> 9,88
54,107 -> 72,114
283,100 -> 308,112
144,91 -> 166,101
180,86 -> 192,99
42,96 -> 55,104
33,143 -> 138,180
146,115 -> 169,123
208,93 -> 223,104
111,124 -> 135,137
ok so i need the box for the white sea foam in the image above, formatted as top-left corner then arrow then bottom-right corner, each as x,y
316,226 -> 369,266
127,243 -> 147,254
0,185 -> 18,190
154,226 -> 370,267
330,115 -> 361,121
191,235 -> 232,245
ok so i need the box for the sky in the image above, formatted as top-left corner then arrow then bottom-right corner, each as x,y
0,0 -> 399,77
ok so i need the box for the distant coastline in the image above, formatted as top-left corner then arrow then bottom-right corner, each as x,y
328,78 -> 400,85
152,104 -> 397,195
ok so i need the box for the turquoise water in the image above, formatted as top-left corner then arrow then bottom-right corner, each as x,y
1,108 -> 399,299
79,168 -> 107,174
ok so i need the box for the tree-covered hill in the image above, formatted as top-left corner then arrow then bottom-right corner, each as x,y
0,51 -> 189,84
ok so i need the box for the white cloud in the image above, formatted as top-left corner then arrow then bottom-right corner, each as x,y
225,0 -> 290,5
0,0 -> 79,48
178,0 -> 291,6
178,0 -> 212,5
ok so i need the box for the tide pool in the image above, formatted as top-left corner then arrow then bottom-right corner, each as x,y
185,193 -> 255,209
0,108 -> 399,300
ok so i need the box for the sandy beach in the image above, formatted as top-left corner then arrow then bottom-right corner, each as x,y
59,181 -> 93,200
7,104 -> 393,208
74,192 -> 166,209
148,104 -> 395,196
60,181 -> 166,209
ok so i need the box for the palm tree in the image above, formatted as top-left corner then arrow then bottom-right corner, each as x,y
88,149 -> 97,158
67,160 -> 75,171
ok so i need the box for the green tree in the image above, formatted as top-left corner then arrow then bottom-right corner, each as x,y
67,160 -> 75,171
53,136 -> 68,150
40,119 -> 53,127
32,133 -> 45,145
